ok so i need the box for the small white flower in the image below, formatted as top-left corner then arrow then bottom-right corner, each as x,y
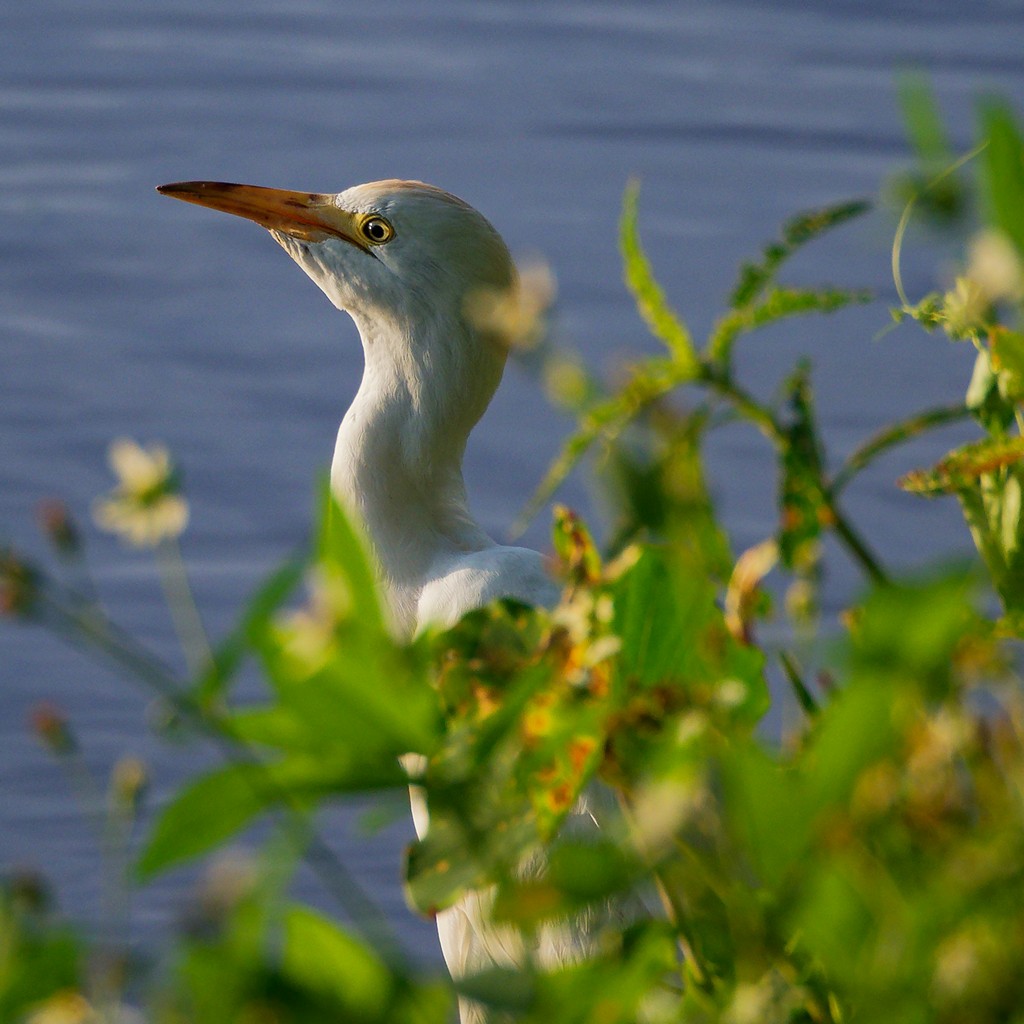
942,275 -> 989,337
93,439 -> 188,547
967,229 -> 1024,304
464,260 -> 556,350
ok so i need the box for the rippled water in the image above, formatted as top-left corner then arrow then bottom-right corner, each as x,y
2,0 -> 1022,963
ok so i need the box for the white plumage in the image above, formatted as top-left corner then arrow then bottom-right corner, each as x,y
158,178 -> 572,1021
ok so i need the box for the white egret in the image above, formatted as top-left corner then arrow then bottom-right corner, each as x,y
158,179 -> 574,1021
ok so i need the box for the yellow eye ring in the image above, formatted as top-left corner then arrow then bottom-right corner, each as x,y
359,215 -> 394,245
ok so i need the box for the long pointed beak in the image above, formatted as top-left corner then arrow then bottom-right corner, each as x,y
156,181 -> 367,248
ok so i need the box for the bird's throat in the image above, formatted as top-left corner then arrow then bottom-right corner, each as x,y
330,374 -> 492,634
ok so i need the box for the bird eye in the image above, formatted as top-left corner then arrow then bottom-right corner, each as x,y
360,216 -> 394,245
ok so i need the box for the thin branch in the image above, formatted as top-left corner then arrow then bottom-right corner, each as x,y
830,403 -> 971,496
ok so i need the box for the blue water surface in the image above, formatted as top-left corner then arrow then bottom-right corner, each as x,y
2,0 -> 1022,964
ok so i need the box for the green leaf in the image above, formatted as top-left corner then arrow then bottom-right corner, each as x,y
850,571 -> 978,699
979,99 -> 1024,254
280,905 -> 393,1016
778,362 -> 829,571
728,199 -> 871,310
514,357 -> 691,533
709,285 -> 871,364
138,753 -> 407,878
613,547 -> 768,722
137,763 -> 272,878
620,180 -> 699,373
990,328 -> 1024,403
804,679 -> 899,809
318,484 -> 385,633
721,742 -> 812,887
899,73 -> 953,169
193,554 -> 306,704
898,435 -> 1024,496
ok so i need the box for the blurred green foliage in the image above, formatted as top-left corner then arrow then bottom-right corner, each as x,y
3,91 -> 1024,1023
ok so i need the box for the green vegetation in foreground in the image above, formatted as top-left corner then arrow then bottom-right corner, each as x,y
3,87 -> 1024,1024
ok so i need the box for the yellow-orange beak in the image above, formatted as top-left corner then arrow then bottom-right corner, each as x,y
156,181 -> 368,249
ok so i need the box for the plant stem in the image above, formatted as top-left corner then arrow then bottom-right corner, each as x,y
699,365 -> 784,444
778,650 -> 819,717
830,505 -> 889,584
157,538 -> 213,679
830,403 -> 970,496
36,587 -> 410,967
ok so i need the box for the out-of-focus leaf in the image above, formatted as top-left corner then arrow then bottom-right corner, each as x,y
804,679 -> 900,809
891,76 -> 967,224
193,555 -> 306,704
605,421 -> 733,578
709,285 -> 871,364
793,862 -> 875,985
990,327 -> 1024,402
620,180 -> 698,373
514,358 -> 691,535
899,74 -> 954,170
318,486 -> 385,633
966,349 -> 1017,434
613,547 -> 769,725
405,780 -> 537,914
522,924 -> 678,1024
457,967 -> 538,1014
280,905 -> 393,1016
493,838 -> 640,927
138,764 -> 271,879
0,882 -> 82,1021
138,754 -> 405,878
979,99 -> 1024,254
728,200 -> 871,311
552,505 -> 601,585
778,362 -> 829,571
849,571 -> 977,700
721,742 -> 812,887
898,435 -> 1024,496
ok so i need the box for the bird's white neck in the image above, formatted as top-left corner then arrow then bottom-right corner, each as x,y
330,312 -> 503,634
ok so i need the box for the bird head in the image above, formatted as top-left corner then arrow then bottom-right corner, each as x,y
158,178 -> 520,456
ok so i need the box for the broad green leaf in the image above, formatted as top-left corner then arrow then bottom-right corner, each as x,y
804,679 -> 899,809
850,571 -> 977,699
604,421 -> 733,577
979,99 -> 1024,254
137,763 -> 272,878
613,547 -> 768,722
318,484 -> 385,633
521,924 -> 678,1024
280,905 -> 393,1016
0,885 -> 82,1021
794,862 -> 875,984
613,547 -> 705,688
456,968 -> 537,1014
138,754 -> 406,878
493,838 -> 641,928
620,180 -> 698,373
721,742 -> 811,886
405,783 -> 538,913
